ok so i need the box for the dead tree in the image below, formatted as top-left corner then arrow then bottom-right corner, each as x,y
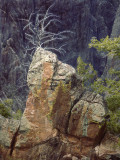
23,4 -> 73,56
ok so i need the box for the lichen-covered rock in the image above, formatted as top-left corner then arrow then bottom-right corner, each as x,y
27,47 -> 77,91
68,92 -> 106,140
10,48 -> 83,159
14,91 -> 55,150
62,91 -> 106,158
0,48 -> 117,160
26,47 -> 83,135
0,115 -> 20,158
95,133 -> 120,160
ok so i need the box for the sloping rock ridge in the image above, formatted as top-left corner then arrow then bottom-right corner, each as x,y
0,48 -> 120,160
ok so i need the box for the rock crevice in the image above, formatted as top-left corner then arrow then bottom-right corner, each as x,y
9,125 -> 20,156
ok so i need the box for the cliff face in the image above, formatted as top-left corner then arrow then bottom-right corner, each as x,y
0,0 -> 120,110
0,48 -> 120,160
102,3 -> 120,79
1,0 -> 119,68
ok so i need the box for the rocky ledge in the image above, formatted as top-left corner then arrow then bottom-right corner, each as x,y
0,48 -> 120,160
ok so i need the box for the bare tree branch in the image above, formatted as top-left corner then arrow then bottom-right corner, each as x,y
23,3 -> 73,55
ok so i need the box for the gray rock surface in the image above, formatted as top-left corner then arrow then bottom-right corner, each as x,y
27,47 -> 76,91
111,4 -> 120,38
0,115 -> 20,147
102,3 -> 120,79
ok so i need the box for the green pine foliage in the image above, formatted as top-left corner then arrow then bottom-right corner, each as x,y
89,36 -> 120,135
106,95 -> 120,112
106,111 -> 120,135
77,56 -> 97,87
0,103 -> 11,118
0,99 -> 13,118
13,109 -> 22,120
89,36 -> 120,58
0,99 -> 22,119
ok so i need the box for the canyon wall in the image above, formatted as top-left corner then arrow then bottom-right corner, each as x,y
0,0 -> 120,110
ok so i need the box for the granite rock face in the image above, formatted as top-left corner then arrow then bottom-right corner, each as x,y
27,48 -> 76,91
102,4 -> 120,79
0,0 -> 120,110
0,115 -> 20,159
68,92 -> 105,139
111,4 -> 120,38
95,133 -> 120,160
0,48 -> 108,160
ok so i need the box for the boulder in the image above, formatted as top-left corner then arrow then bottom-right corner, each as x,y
66,92 -> 106,157
68,91 -> 106,140
95,133 -> 120,160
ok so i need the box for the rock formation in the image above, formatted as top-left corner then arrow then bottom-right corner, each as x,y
0,0 -> 120,159
0,48 -> 119,160
0,0 -> 120,110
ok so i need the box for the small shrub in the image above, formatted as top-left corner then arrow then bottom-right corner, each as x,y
13,109 -> 22,120
47,105 -> 53,121
33,86 -> 41,100
4,99 -> 13,108
107,111 -> 120,135
106,95 -> 120,112
0,103 -> 11,118
0,99 -> 22,119
77,56 -> 97,87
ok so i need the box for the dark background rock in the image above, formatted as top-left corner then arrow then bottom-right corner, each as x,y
0,0 -> 120,110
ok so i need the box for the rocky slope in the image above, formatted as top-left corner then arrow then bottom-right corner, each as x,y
0,48 -> 120,160
0,0 -> 120,110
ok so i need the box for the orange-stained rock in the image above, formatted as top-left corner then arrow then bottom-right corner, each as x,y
11,48 -> 81,159
51,81 -> 71,134
12,61 -> 56,154
68,92 -> 106,141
